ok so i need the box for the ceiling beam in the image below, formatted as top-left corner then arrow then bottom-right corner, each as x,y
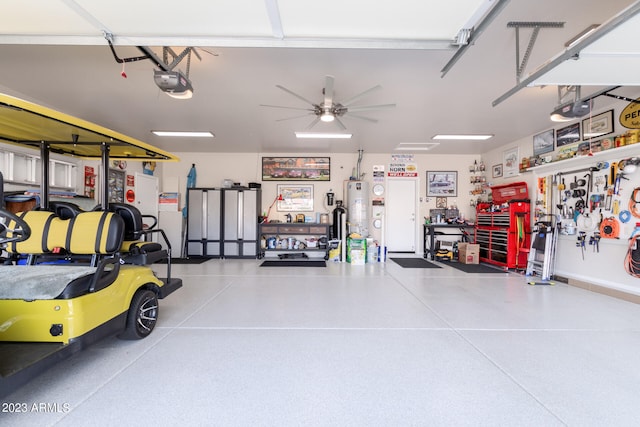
264,0 -> 284,39
441,0 -> 511,77
492,0 -> 640,107
0,34 -> 456,50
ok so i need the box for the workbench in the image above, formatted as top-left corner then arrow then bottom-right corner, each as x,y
423,223 -> 475,260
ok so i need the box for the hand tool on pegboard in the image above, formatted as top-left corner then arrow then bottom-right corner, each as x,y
576,231 -> 586,260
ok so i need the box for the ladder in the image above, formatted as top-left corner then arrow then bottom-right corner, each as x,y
525,215 -> 560,285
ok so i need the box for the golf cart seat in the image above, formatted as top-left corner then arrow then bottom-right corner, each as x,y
48,201 -> 84,219
0,210 -> 125,300
6,210 -> 70,265
6,210 -> 124,262
108,202 -> 166,265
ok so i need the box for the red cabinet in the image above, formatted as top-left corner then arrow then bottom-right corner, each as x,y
475,182 -> 531,269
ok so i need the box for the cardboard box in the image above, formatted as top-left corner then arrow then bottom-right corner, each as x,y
458,242 -> 479,264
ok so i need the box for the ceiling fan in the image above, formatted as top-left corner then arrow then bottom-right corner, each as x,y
261,75 -> 395,130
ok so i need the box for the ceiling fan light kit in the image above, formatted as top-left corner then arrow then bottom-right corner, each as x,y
320,109 -> 335,122
263,75 -> 395,130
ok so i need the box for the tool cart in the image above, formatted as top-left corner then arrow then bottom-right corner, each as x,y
475,182 -> 531,269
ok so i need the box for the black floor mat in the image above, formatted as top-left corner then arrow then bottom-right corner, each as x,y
159,257 -> 213,264
390,258 -> 441,268
261,260 -> 326,267
446,262 -> 506,273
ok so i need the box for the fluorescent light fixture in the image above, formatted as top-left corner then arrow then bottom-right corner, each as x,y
395,142 -> 440,151
295,132 -> 352,139
432,134 -> 493,140
564,24 -> 599,47
151,131 -> 214,137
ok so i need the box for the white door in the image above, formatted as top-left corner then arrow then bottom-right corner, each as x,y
134,173 -> 158,218
386,178 -> 417,252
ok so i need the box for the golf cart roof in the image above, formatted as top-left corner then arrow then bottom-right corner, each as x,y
0,93 -> 178,162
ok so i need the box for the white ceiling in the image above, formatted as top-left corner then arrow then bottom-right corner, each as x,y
526,8 -> 640,86
0,0 -> 489,47
0,0 -> 638,155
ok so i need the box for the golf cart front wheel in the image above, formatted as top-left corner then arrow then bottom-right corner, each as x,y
119,289 -> 159,340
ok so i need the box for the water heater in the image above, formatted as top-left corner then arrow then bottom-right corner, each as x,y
346,181 -> 369,236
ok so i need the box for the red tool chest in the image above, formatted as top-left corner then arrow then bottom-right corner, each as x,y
475,182 -> 531,269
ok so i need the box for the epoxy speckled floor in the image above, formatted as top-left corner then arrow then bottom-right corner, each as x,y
3,258 -> 640,426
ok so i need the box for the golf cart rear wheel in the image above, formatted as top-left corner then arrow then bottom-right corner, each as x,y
120,289 -> 158,340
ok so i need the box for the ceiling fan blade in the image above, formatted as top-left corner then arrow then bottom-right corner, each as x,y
260,104 -> 315,111
340,85 -> 382,107
346,103 -> 396,112
276,85 -> 317,106
334,117 -> 347,130
347,114 -> 378,123
305,117 -> 321,130
276,113 -> 315,122
324,75 -> 334,107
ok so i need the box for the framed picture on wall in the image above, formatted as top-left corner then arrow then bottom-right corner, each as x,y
276,184 -> 314,211
555,122 -> 580,147
262,157 -> 330,181
582,109 -> 614,140
427,171 -> 457,197
533,129 -> 554,156
503,147 -> 519,177
492,163 -> 503,178
108,168 -> 125,203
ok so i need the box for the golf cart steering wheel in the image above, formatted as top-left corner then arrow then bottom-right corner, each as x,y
0,209 -> 31,245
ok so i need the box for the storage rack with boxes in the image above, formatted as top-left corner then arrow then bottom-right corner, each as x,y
259,222 -> 330,259
475,182 -> 531,269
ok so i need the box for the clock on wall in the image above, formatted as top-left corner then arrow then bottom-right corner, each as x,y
373,184 -> 384,196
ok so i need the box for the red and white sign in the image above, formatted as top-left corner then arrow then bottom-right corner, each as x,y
387,162 -> 418,177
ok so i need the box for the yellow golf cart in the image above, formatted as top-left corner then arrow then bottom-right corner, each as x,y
0,94 -> 182,397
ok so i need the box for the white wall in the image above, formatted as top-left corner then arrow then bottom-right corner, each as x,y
161,151 -> 482,253
481,98 -> 640,296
